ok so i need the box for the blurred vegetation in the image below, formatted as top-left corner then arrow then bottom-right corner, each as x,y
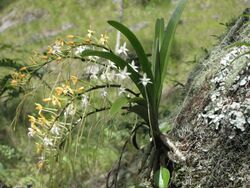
0,0 -> 248,187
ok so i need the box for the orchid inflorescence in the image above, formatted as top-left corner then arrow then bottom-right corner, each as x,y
12,0 -> 188,186
15,28 -> 152,169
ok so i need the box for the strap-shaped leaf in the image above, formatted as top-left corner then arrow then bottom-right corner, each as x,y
152,18 -> 164,75
158,0 -> 188,101
108,21 -> 156,109
160,0 -> 187,74
128,104 -> 149,124
153,39 -> 161,108
151,18 -> 165,107
80,50 -> 145,96
108,20 -> 153,80
156,18 -> 165,49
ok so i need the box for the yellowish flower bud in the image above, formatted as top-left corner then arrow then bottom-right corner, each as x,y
47,47 -> 53,54
76,86 -> 84,93
66,34 -> 75,39
62,84 -> 74,95
41,55 -> 48,60
28,115 -> 36,122
35,103 -> 43,111
71,75 -> 78,85
18,73 -> 26,79
52,95 -> 61,107
37,160 -> 45,169
84,38 -> 91,44
19,66 -> 27,71
36,143 -> 44,154
10,79 -> 18,87
55,39 -> 64,46
66,41 -> 75,46
55,87 -> 64,96
43,98 -> 51,102
28,115 -> 36,127
38,115 -> 47,126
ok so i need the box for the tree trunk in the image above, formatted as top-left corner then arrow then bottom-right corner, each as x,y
169,9 -> 250,188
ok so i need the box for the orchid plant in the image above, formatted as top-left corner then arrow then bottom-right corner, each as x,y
2,0 -> 188,187
79,0 -> 188,186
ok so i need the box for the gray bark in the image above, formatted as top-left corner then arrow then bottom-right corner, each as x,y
169,9 -> 250,188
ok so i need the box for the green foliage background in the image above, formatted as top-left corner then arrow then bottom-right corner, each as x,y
0,0 -> 248,187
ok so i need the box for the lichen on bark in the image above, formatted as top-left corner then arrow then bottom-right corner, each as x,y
170,9 -> 250,188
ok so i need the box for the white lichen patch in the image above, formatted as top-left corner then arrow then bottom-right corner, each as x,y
172,17 -> 250,188
199,45 -> 250,133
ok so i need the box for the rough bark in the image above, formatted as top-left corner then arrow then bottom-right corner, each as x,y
169,9 -> 250,188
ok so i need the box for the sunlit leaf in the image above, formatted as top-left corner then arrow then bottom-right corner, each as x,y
157,0 -> 188,103
152,17 -> 164,76
154,166 -> 170,188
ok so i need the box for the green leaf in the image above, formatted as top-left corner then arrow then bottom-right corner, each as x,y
152,18 -> 164,108
154,166 -> 171,188
108,21 -> 156,109
156,18 -> 165,48
152,18 -> 164,77
161,0 -> 188,69
153,39 -> 161,108
108,20 -> 153,80
110,97 -> 128,116
128,104 -> 149,124
158,0 -> 188,102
